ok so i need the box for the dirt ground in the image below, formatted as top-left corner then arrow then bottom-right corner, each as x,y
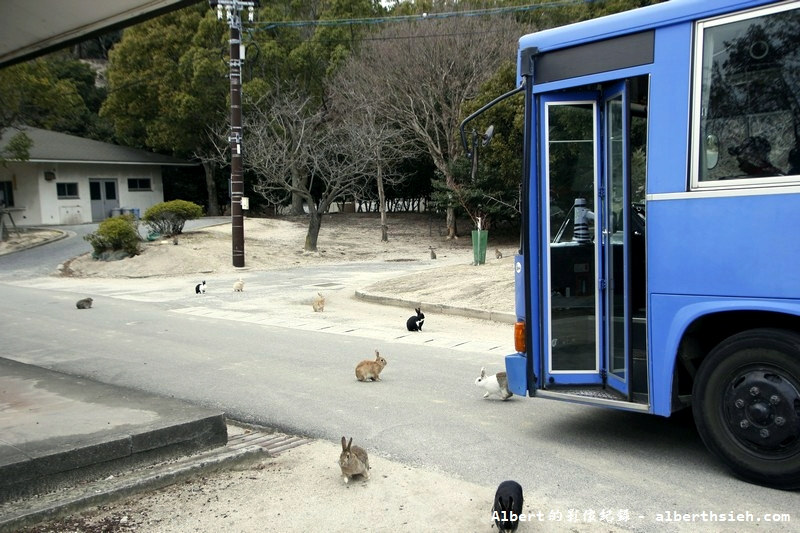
21,439 -> 524,533
60,213 -> 518,315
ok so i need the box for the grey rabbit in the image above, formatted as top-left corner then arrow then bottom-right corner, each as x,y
76,297 -> 93,309
406,307 -> 424,331
338,436 -> 370,484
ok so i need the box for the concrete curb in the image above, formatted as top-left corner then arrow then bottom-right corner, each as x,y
0,444 -> 267,533
354,290 -> 517,324
0,228 -> 70,257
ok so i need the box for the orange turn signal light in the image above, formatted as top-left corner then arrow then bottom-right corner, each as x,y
514,321 -> 526,353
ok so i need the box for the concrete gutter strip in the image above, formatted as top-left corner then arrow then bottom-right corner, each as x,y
0,445 -> 267,533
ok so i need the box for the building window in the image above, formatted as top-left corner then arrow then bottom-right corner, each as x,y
128,178 -> 152,191
0,181 -> 13,207
56,182 -> 79,199
693,3 -> 800,188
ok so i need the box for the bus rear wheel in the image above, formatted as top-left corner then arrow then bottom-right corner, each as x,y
692,328 -> 800,490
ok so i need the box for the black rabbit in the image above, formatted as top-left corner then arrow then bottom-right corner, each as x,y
492,480 -> 524,532
195,280 -> 206,294
406,307 -> 425,331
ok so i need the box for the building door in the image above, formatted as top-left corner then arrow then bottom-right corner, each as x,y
90,179 -> 119,221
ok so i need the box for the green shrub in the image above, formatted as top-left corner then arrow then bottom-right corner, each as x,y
143,200 -> 203,236
84,214 -> 141,258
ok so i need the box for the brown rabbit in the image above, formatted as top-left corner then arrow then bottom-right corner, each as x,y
312,292 -> 325,312
495,248 -> 503,259
339,436 -> 370,484
355,350 -> 387,382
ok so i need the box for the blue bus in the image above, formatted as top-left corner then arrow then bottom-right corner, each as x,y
465,0 -> 800,489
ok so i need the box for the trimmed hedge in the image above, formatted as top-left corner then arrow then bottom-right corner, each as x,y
143,200 -> 203,236
84,214 -> 140,258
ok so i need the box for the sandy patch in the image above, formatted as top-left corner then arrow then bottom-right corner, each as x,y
63,214 -> 518,314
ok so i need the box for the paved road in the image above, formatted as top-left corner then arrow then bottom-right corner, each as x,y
0,235 -> 797,532
0,218 -> 231,280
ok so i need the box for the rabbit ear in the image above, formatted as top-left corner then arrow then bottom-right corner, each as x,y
480,367 -> 486,377
341,436 -> 347,451
346,437 -> 353,451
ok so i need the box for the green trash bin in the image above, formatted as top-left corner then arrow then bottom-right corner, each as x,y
471,229 -> 488,265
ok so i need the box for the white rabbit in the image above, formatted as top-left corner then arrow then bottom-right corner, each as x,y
475,366 -> 513,400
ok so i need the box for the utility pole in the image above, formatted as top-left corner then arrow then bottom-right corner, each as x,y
210,0 -> 257,267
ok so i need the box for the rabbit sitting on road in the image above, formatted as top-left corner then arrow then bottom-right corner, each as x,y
406,307 -> 425,331
195,281 -> 206,294
233,278 -> 244,292
339,436 -> 370,484
76,297 -> 93,309
355,350 -> 387,382
475,366 -> 513,400
312,292 -> 325,312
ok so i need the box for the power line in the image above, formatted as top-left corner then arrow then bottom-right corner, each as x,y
257,0 -> 598,30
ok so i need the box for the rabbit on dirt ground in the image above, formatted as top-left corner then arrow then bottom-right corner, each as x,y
355,350 -> 387,382
475,366 -> 513,400
493,480 -> 524,532
339,436 -> 370,484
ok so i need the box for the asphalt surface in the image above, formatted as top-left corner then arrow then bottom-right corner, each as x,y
0,221 -> 515,532
1,223 -> 797,533
0,219 -> 244,531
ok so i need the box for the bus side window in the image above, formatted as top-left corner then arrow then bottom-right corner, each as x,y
696,5 -> 800,184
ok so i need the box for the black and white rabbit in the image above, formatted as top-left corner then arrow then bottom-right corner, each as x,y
406,307 -> 425,331
492,480 -> 524,532
195,280 -> 206,294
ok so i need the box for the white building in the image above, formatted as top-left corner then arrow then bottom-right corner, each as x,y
0,127 -> 196,226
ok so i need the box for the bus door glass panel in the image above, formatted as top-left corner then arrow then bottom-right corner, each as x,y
604,81 -> 630,396
542,96 -> 600,383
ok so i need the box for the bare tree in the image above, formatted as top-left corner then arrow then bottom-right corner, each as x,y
193,121 -> 230,217
335,15 -> 521,239
327,73 -> 416,242
244,91 -> 371,252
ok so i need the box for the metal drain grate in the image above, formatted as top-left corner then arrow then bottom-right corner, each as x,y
227,430 -> 311,456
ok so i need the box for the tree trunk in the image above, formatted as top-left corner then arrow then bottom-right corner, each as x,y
446,207 -> 458,239
304,202 -> 322,252
439,164 -> 458,239
203,161 -> 221,216
376,158 -> 388,242
290,166 -> 306,216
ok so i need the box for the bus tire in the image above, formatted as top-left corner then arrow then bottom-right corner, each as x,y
692,328 -> 800,490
